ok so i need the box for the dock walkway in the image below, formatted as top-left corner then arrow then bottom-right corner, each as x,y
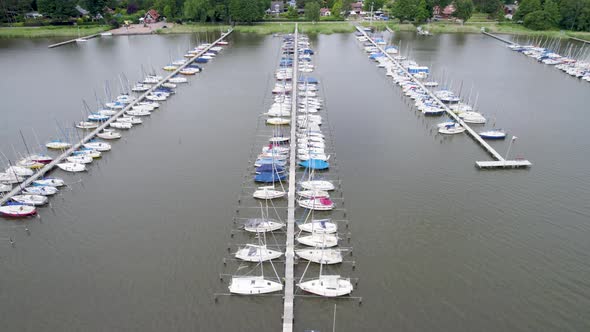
1,29 -> 234,206
362,27 -> 531,169
282,24 -> 298,332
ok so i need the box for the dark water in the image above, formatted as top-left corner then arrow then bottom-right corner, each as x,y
1,31 -> 590,331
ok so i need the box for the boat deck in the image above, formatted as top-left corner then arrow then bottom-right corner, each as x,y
359,26 -> 531,169
282,23 -> 298,332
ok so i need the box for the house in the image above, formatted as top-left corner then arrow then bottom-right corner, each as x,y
144,9 -> 160,24
433,4 -> 456,18
25,11 -> 43,19
75,5 -> 89,17
267,1 -> 285,15
320,8 -> 331,16
504,4 -> 518,15
351,2 -> 363,14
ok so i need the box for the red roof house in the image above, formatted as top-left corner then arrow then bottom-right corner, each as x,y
144,9 -> 160,23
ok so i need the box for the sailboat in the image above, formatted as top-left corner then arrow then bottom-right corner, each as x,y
298,218 -> 337,234
295,248 -> 343,265
11,194 -> 48,206
57,162 -> 87,172
0,203 -> 37,217
24,186 -> 58,196
252,186 -> 286,200
33,177 -> 65,187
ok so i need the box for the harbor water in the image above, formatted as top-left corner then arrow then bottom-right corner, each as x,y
1,31 -> 589,331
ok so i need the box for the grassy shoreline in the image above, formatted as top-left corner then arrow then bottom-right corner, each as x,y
156,22 -> 355,35
1,21 -> 588,41
0,25 -> 109,38
365,21 -> 590,41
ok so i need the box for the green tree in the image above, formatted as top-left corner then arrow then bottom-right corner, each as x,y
481,0 -> 502,15
37,0 -> 77,19
84,0 -> 108,16
331,0 -> 342,18
229,0 -> 265,22
363,0 -> 386,11
183,0 -> 210,21
305,0 -> 320,20
513,0 -> 541,21
286,5 -> 298,19
543,0 -> 561,27
415,0 -> 430,22
523,9 -> 552,29
559,0 -> 589,30
391,0 -> 417,22
455,0 -> 474,21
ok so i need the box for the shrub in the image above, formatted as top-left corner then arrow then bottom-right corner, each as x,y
523,10 -> 552,30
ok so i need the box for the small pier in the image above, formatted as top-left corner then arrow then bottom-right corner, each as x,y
481,31 -> 514,44
1,29 -> 233,206
48,33 -> 102,48
363,27 -> 531,169
282,23 -> 298,332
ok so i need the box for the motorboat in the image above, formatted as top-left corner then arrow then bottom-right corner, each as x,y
235,244 -> 282,262
57,162 -> 86,172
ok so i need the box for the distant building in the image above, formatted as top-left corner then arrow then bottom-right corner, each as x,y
351,2 -> 363,14
144,9 -> 160,23
433,4 -> 456,18
75,5 -> 89,17
267,1 -> 285,15
25,11 -> 43,19
504,4 -> 518,15
287,0 -> 296,8
320,8 -> 331,16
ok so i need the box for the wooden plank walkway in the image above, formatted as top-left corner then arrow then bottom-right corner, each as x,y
282,23 -> 298,332
358,26 -> 531,169
1,29 -> 234,206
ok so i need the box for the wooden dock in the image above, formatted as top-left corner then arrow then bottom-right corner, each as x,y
1,29 -> 234,206
48,33 -> 102,48
358,26 -> 531,169
282,23 -> 298,332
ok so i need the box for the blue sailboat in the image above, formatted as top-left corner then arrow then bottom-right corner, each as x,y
298,159 -> 329,170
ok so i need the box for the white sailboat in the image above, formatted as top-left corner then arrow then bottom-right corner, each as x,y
11,194 -> 48,206
298,219 -> 337,234
235,243 -> 283,262
57,162 -> 86,172
297,233 -> 339,248
298,275 -> 353,297
295,248 -> 343,265
24,186 -> 58,196
252,186 -> 286,200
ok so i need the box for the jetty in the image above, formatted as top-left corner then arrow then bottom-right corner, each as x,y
48,33 -> 102,48
481,31 -> 514,44
1,29 -> 233,206
282,23 -> 298,332
360,26 -> 531,169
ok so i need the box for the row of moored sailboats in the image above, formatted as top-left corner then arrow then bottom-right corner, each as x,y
228,33 -> 354,297
0,37 -> 230,218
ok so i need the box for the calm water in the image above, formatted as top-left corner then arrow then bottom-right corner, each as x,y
1,31 -> 589,331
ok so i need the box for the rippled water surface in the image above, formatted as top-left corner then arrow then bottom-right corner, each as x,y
1,31 -> 589,331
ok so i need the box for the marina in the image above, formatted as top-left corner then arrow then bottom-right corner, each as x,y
356,27 -> 531,169
1,28 -> 590,332
1,30 -> 233,208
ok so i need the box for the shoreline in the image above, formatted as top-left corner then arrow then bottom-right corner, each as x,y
1,21 -> 589,41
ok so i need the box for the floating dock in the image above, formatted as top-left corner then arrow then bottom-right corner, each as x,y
361,26 -> 531,169
0,29 -> 234,206
481,31 -> 514,44
282,23 -> 298,332
48,33 -> 102,48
